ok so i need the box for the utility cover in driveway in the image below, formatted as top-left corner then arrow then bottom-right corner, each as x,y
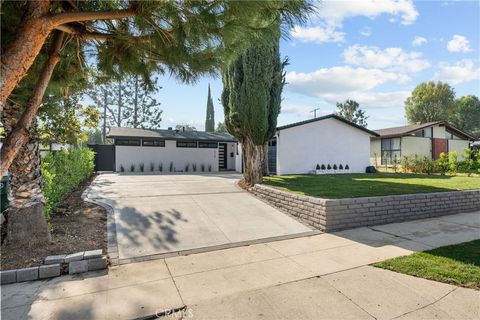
87,173 -> 311,261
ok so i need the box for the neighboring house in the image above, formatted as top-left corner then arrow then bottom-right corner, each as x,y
107,127 -> 240,172
371,121 -> 475,165
271,114 -> 379,175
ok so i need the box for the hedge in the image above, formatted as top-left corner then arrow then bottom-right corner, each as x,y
41,147 -> 95,220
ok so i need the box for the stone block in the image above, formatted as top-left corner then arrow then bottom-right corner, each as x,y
65,252 -> 84,263
83,249 -> 102,260
17,267 -> 39,282
1,269 -> 17,284
45,254 -> 66,264
87,257 -> 107,271
39,264 -> 61,279
69,260 -> 88,274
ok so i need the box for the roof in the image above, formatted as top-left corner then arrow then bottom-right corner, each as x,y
107,127 -> 237,142
276,114 -> 380,136
374,121 -> 475,140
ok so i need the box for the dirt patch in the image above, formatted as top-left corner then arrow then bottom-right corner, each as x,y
1,175 -> 107,270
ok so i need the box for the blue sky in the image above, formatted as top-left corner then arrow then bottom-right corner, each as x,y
154,0 -> 479,131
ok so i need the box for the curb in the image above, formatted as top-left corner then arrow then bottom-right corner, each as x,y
1,249 -> 108,285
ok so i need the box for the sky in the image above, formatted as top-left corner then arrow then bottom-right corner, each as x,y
152,0 -> 480,131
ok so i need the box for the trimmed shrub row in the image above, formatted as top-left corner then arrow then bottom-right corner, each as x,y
41,148 -> 95,220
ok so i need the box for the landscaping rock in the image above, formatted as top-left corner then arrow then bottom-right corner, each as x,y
1,270 -> 17,284
87,257 -> 107,271
83,249 -> 102,260
39,264 -> 61,279
17,267 -> 39,282
65,252 -> 84,263
45,254 -> 66,265
69,260 -> 88,274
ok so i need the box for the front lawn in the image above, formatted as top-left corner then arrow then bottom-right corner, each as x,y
373,240 -> 480,290
263,173 -> 480,199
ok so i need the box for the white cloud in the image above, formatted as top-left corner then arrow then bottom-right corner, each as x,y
447,35 -> 472,53
321,91 -> 411,109
343,45 -> 430,73
291,0 -> 418,44
433,59 -> 480,85
315,0 -> 419,25
412,36 -> 427,47
291,25 -> 345,44
286,66 -> 409,97
360,27 -> 372,37
280,103 -> 313,117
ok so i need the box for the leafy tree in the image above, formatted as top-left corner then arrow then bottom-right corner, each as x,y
222,26 -> 286,185
1,0 -> 312,176
405,82 -> 455,124
336,100 -> 368,127
216,122 -> 228,133
38,94 -> 100,145
205,85 -> 215,132
175,124 -> 197,132
123,76 -> 162,129
450,95 -> 480,138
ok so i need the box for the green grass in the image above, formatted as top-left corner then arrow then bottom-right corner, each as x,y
263,173 -> 480,199
373,240 -> 480,290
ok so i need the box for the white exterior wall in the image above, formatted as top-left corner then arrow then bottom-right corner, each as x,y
449,139 -> 470,160
235,144 -> 243,173
432,125 -> 445,138
276,118 -> 372,175
401,136 -> 432,158
370,139 -> 381,166
116,140 -> 222,172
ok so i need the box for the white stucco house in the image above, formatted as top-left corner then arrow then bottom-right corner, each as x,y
107,127 -> 240,172
271,114 -> 379,175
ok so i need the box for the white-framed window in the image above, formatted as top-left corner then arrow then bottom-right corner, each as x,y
381,138 -> 401,165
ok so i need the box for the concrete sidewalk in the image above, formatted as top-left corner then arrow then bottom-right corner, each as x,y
2,211 -> 479,320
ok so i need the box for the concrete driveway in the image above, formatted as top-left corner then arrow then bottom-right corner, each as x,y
86,173 -> 311,261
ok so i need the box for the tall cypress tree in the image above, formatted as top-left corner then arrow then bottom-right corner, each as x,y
205,84 -> 215,132
221,27 -> 285,185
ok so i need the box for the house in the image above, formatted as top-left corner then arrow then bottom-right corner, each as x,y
107,127 -> 240,172
370,121 -> 475,165
271,114 -> 379,175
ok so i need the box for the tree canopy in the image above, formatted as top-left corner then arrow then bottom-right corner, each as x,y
405,81 -> 455,124
336,100 -> 368,127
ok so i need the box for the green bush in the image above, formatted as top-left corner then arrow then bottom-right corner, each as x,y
448,151 -> 458,175
435,152 -> 449,175
41,147 -> 94,221
420,156 -> 435,175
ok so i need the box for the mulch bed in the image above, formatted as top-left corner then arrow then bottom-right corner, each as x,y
1,175 -> 107,270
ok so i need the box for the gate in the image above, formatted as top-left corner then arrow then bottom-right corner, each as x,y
88,144 -> 115,171
267,139 -> 277,174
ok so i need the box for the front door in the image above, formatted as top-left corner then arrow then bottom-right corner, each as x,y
218,143 -> 227,170
432,138 -> 448,160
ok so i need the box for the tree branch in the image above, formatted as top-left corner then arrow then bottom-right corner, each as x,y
49,9 -> 135,27
54,24 -> 112,41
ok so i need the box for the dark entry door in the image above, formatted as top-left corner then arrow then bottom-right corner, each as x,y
88,144 -> 115,171
432,138 -> 448,160
218,143 -> 227,170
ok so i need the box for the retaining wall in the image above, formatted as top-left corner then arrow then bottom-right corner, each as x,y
250,184 -> 480,231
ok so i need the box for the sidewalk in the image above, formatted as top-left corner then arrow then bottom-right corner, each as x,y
2,211 -> 479,319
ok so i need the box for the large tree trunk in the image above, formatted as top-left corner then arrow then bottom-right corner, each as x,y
0,1 -> 52,111
0,31 -> 64,177
241,137 -> 264,186
2,104 -> 50,246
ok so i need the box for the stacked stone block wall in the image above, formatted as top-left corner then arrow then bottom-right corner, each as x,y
250,185 -> 480,232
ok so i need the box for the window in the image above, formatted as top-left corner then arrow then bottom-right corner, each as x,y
423,128 -> 432,138
380,138 -> 401,165
198,141 -> 218,148
142,139 -> 165,147
176,141 -> 197,148
445,130 -> 461,140
115,139 -> 140,146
